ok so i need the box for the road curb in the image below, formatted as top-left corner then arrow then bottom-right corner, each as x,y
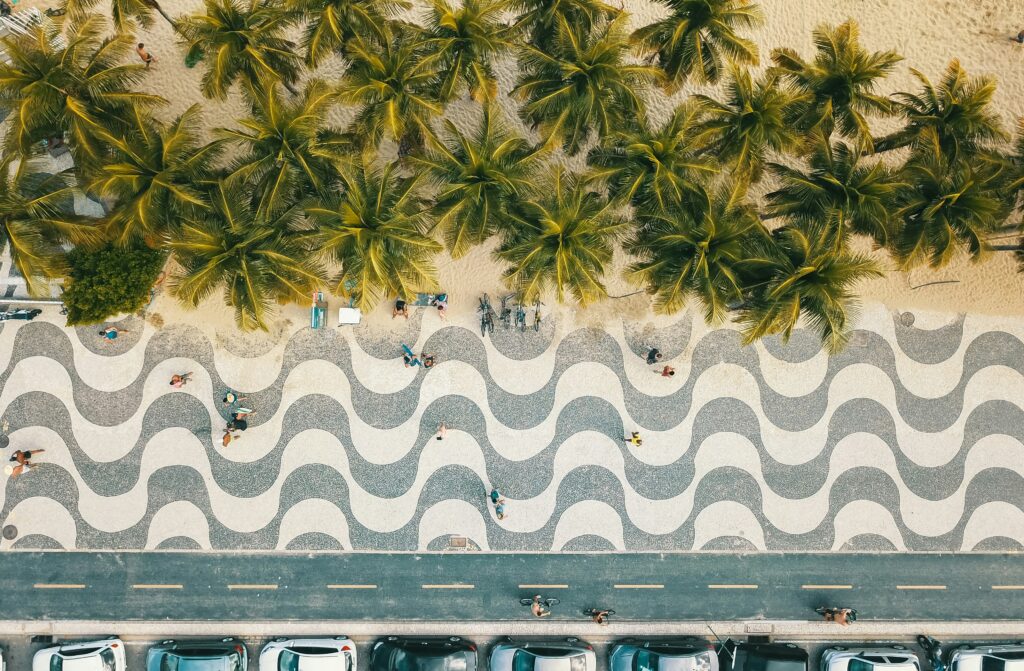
2,621 -> 1023,639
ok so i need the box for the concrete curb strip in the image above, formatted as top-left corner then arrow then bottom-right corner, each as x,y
2,621 -> 1023,639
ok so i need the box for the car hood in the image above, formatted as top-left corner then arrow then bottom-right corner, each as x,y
178,658 -> 237,671
62,659 -> 105,671
297,657 -> 345,671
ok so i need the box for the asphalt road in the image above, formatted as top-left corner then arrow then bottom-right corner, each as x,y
4,552 -> 1024,621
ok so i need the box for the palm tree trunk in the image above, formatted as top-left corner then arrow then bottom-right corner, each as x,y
990,244 -> 1023,251
144,0 -> 179,30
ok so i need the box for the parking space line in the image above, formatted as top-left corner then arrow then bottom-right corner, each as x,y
519,584 -> 569,589
708,584 -> 758,589
801,584 -> 853,590
896,585 -> 946,590
227,584 -> 278,590
34,584 -> 86,589
132,584 -> 183,590
422,584 -> 474,589
614,584 -> 664,589
327,584 -> 378,589
991,585 -> 1024,590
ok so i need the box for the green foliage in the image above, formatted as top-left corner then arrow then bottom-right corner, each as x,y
497,167 -> 628,305
0,17 -> 165,170
62,244 -> 166,325
513,15 -> 662,156
587,102 -> 716,209
304,160 -> 442,311
178,0 -> 303,100
631,0 -> 762,90
410,105 -> 544,257
168,177 -> 325,331
89,105 -> 223,247
771,20 -> 901,148
508,0 -> 617,47
288,0 -> 409,67
424,0 -> 516,102
63,0 -> 177,32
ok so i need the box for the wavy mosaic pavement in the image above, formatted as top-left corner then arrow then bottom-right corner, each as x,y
1,303 -> 1023,552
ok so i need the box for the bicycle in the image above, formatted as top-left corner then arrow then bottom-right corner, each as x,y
520,597 -> 560,607
584,608 -> 615,625
499,294 -> 514,330
816,606 -> 857,624
479,294 -> 495,337
515,298 -> 527,332
532,299 -> 544,332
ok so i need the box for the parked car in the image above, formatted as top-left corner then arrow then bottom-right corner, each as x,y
33,638 -> 126,671
611,639 -> 718,671
950,644 -> 1024,671
821,647 -> 921,671
372,636 -> 477,671
719,641 -> 808,671
146,638 -> 247,671
491,639 -> 596,671
261,638 -> 356,671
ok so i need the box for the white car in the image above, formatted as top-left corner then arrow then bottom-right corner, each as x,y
821,647 -> 920,671
33,638 -> 126,671
950,644 -> 1024,671
260,637 -> 357,671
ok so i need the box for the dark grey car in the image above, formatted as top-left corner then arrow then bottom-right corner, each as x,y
146,639 -> 248,671
371,637 -> 478,671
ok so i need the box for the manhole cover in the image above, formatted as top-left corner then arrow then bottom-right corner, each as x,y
900,312 -> 916,327
0,435 -> 8,449
2,525 -> 17,540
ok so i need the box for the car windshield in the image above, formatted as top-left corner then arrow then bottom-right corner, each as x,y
100,650 -> 118,671
513,651 -> 537,671
849,660 -> 876,671
164,651 -> 241,671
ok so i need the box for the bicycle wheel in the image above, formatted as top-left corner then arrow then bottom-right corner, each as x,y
520,598 -> 535,606
545,597 -> 560,606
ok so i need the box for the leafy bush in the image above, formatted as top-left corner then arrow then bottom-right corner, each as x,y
62,245 -> 167,325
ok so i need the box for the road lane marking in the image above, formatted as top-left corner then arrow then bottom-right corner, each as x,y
132,584 -> 183,590
992,585 -> 1024,590
614,584 -> 664,589
897,585 -> 946,590
519,584 -> 569,589
422,584 -> 474,589
708,584 -> 758,589
227,584 -> 278,590
802,584 -> 853,590
34,584 -> 86,589
327,584 -> 377,589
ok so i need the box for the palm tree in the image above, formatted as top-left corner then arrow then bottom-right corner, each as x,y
410,105 -> 544,257
891,155 -> 1010,269
304,160 -> 442,311
0,17 -> 164,169
497,167 -> 628,305
873,60 -> 1006,162
63,0 -> 178,32
219,81 -> 351,218
88,105 -> 223,248
424,0 -> 516,102
178,0 -> 303,100
738,219 -> 882,353
631,0 -> 762,91
765,140 -> 906,246
0,158 -> 102,296
338,27 -> 445,153
169,177 -> 325,331
508,0 -> 617,47
771,20 -> 901,148
586,101 -> 716,209
692,68 -> 808,183
512,15 -> 662,156
287,0 -> 409,67
626,182 -> 764,322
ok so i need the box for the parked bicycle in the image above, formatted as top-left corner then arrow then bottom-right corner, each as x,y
515,297 -> 527,331
499,294 -> 514,330
479,294 -> 495,337
532,299 -> 544,332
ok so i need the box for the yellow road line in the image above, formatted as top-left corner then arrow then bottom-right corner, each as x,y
422,584 -> 474,589
992,585 -> 1024,590
802,584 -> 853,590
708,584 -> 758,589
34,583 -> 86,589
614,584 -> 664,589
132,584 -> 183,590
327,584 -> 378,589
896,585 -> 946,590
519,584 -> 569,589
227,584 -> 278,590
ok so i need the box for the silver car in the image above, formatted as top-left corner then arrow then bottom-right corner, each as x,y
33,638 -> 126,671
491,639 -> 597,671
950,644 -> 1024,671
821,647 -> 921,671
611,640 -> 718,671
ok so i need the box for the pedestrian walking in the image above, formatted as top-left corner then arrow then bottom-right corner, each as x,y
422,353 -> 435,369
222,428 -> 235,447
530,595 -> 551,618
222,391 -> 248,407
99,327 -> 126,341
659,365 -> 675,377
170,372 -> 193,388
435,422 -> 447,441
431,294 -> 448,320
392,298 -> 409,319
495,501 -> 506,520
1011,29 -> 1024,43
7,449 -> 44,479
136,42 -> 156,66
624,431 -> 643,446
402,343 -> 422,367
490,488 -> 502,504
646,347 -> 662,365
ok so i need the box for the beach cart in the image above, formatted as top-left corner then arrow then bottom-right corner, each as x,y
311,291 -> 327,329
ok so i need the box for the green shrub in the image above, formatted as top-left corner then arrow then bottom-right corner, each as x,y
62,245 -> 167,325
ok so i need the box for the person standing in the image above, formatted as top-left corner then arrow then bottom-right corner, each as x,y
646,348 -> 662,365
136,43 -> 156,66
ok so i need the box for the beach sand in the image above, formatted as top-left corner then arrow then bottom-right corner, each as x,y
17,0 -> 1024,338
